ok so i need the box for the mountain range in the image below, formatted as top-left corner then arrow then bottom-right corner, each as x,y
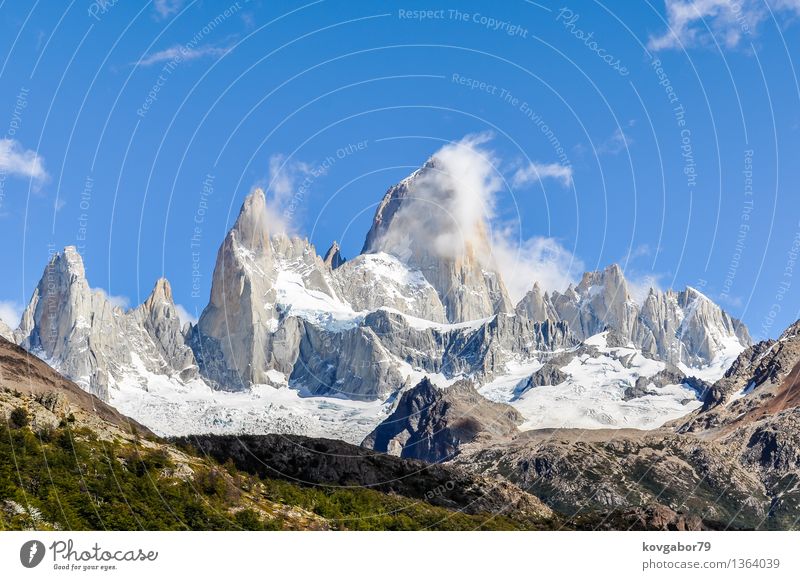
4,152 -> 752,444
4,147 -> 800,529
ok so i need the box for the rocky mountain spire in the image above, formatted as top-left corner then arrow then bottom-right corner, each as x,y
131,278 -> 198,381
361,159 -> 512,323
323,241 -> 345,269
16,247 -> 201,399
16,246 -> 120,398
515,263 -> 751,367
231,187 -> 271,253
191,189 -> 338,389
635,286 -> 751,367
515,281 -> 557,321
550,263 -> 639,339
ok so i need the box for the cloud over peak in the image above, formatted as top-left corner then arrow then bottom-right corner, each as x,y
371,133 -> 583,299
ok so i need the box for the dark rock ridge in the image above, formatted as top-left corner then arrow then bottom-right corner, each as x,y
517,363 -> 569,394
173,433 -> 552,519
361,378 -> 522,462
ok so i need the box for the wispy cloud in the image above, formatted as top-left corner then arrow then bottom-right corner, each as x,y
175,303 -> 198,326
512,161 -> 573,188
153,0 -> 184,20
0,300 -> 23,329
370,134 -> 583,299
93,288 -> 130,310
648,0 -> 800,50
0,138 -> 47,181
598,126 -> 634,156
492,232 -> 585,300
252,153 -> 316,234
137,44 -> 228,67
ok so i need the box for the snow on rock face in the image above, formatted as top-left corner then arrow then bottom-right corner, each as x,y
109,357 -> 390,444
515,263 -> 751,370
636,286 -> 751,368
130,278 -> 199,382
479,331 -> 703,430
190,188 -> 340,389
16,247 -> 199,399
362,158 -> 512,323
333,252 -> 447,323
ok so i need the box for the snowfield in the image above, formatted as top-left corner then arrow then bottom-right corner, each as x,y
107,326 -> 731,442
479,332 -> 706,431
109,355 -> 391,444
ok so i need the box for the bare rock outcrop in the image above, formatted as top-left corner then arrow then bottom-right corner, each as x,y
362,378 -> 522,462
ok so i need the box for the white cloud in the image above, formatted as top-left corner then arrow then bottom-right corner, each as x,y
492,233 -> 584,301
625,272 -> 665,305
137,44 -> 228,67
0,138 -> 47,181
93,288 -> 130,310
369,132 -> 501,261
368,133 -> 584,301
259,153 -> 315,234
175,303 -> 198,326
153,0 -> 183,19
512,161 -> 573,188
598,127 -> 633,156
0,300 -> 23,329
647,0 -> 800,50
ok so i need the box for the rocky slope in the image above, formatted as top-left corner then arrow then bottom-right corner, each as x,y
1,338 -> 568,530
0,335 -> 151,436
430,318 -> 800,529
362,377 -> 522,462
176,433 -> 553,520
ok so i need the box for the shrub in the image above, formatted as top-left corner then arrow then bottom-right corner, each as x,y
9,407 -> 29,429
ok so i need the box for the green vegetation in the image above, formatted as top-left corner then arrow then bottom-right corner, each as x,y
8,407 -> 29,429
0,419 -> 551,530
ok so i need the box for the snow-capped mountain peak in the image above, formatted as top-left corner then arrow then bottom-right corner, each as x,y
8,154 -> 753,444
361,158 -> 512,323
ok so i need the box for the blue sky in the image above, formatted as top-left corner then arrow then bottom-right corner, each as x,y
1,0 -> 799,339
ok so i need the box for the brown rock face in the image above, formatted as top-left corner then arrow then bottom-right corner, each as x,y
362,378 -> 522,463
0,336 -> 151,436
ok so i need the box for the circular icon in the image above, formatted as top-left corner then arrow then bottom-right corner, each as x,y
19,540 -> 46,568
